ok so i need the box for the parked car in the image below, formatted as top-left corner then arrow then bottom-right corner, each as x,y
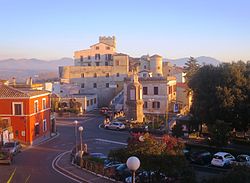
230,155 -> 250,167
114,164 -> 131,181
105,122 -> 126,130
0,150 -> 13,165
100,107 -> 109,114
211,152 -> 235,167
2,141 -> 22,155
190,151 -> 212,165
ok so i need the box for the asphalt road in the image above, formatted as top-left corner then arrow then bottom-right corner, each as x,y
0,112 -> 129,183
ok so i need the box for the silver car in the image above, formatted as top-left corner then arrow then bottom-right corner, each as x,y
105,122 -> 126,130
2,141 -> 22,155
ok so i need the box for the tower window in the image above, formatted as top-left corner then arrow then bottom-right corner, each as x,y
81,83 -> 84,88
143,87 -> 148,95
154,87 -> 158,95
143,101 -> 148,108
106,83 -> 109,88
93,83 -> 97,88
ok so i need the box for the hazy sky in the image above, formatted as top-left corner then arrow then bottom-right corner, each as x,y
0,0 -> 250,62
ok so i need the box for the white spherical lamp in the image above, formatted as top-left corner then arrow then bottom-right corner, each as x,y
78,126 -> 83,132
126,156 -> 140,171
74,120 -> 78,124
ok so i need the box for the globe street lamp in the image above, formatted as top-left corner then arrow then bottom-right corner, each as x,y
78,126 -> 84,167
74,120 -> 78,154
126,156 -> 140,183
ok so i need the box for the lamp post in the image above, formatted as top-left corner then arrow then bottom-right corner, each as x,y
74,120 -> 78,154
126,156 -> 140,183
78,126 -> 84,167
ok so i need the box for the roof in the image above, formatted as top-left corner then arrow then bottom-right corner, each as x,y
177,82 -> 188,88
0,84 -> 50,98
90,42 -> 115,48
150,54 -> 162,58
113,53 -> 128,56
214,152 -> 231,156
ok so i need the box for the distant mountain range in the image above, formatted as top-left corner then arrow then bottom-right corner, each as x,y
163,56 -> 221,67
0,56 -> 220,81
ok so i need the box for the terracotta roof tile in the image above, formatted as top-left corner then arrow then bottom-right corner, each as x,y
0,85 -> 50,98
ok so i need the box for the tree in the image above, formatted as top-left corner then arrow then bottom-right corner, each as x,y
188,61 -> 250,133
108,133 -> 196,182
208,120 -> 231,146
184,57 -> 200,83
172,123 -> 184,138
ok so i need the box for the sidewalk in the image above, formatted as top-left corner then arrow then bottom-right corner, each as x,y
56,151 -> 116,183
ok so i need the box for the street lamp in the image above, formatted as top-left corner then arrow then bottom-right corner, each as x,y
78,126 -> 84,167
74,120 -> 78,154
126,156 -> 140,183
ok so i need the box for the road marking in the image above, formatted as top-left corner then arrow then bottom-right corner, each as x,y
95,138 -> 127,146
52,151 -> 91,183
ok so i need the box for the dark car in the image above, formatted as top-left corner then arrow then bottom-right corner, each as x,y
190,151 -> 212,165
0,150 -> 13,165
230,155 -> 250,167
114,164 -> 131,181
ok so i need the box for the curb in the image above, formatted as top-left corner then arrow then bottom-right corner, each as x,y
71,162 -> 118,182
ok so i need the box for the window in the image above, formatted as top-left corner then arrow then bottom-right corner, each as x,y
106,46 -> 110,50
13,103 -> 22,115
154,87 -> 158,95
43,119 -> 47,132
107,54 -> 112,60
143,73 -> 147,77
130,89 -> 135,100
143,101 -> 148,108
80,56 -> 83,62
93,83 -> 97,88
81,73 -> 84,78
35,123 -> 40,136
105,62 -> 108,66
157,66 -> 160,70
94,73 -> 97,78
144,65 -> 147,69
42,98 -> 46,110
115,60 -> 119,66
88,63 -> 91,66
152,101 -> 160,109
96,62 -> 100,66
95,54 -> 100,60
106,73 -> 110,77
143,87 -> 148,95
96,46 -> 99,50
90,99 -> 93,105
116,73 -> 120,77
106,83 -> 109,88
88,55 -> 91,60
169,86 -> 172,94
87,100 -> 89,106
94,98 -> 96,104
34,100 -> 39,113
81,83 -> 84,88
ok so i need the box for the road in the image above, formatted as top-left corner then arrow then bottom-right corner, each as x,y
0,112 -> 130,183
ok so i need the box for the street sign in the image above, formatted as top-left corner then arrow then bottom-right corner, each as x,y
173,103 -> 179,113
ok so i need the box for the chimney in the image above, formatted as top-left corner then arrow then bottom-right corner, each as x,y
29,77 -> 33,86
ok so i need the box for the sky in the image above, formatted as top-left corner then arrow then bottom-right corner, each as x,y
0,0 -> 250,62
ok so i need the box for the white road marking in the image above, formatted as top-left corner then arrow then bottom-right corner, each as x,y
52,151 -> 91,183
95,138 -> 127,146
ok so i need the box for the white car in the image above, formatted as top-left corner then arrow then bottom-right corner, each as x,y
211,152 -> 235,167
105,122 -> 125,130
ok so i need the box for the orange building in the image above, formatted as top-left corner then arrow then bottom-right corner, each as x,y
0,83 -> 51,145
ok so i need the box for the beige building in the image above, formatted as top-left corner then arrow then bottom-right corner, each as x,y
59,36 -> 129,107
124,76 -> 176,120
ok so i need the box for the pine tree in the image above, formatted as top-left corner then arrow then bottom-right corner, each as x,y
184,57 -> 200,84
